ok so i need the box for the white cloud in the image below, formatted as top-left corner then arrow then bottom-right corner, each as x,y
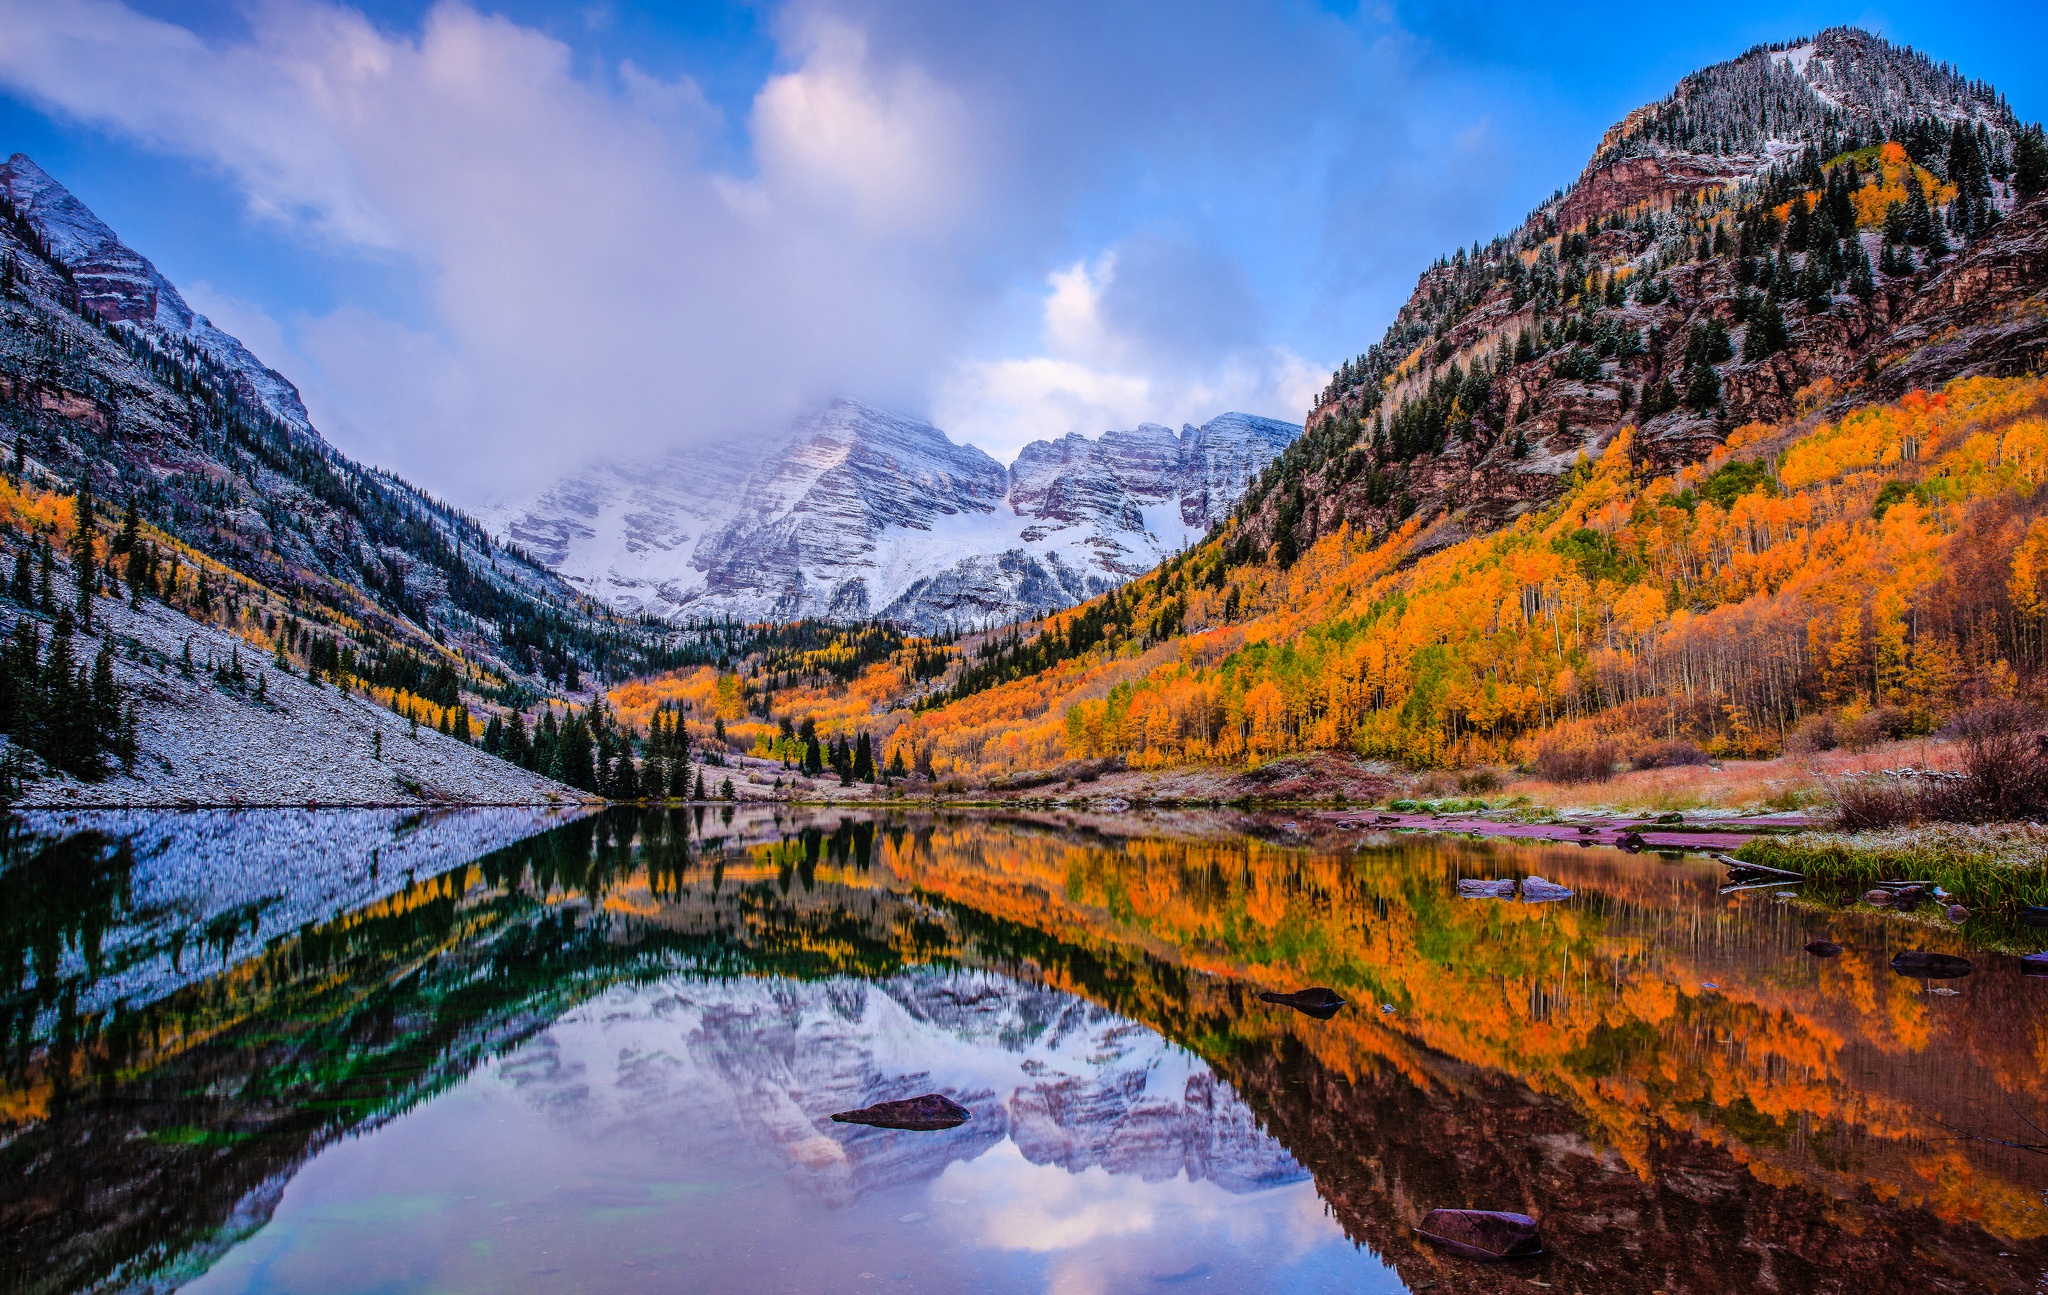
936,253 -> 1321,461
0,0 -> 1524,499
750,15 -> 973,233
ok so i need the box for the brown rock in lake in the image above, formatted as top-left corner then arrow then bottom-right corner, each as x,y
1415,1208 -> 1543,1260
829,1093 -> 972,1131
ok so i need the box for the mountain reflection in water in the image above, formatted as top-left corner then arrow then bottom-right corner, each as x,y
4,806 -> 2047,1294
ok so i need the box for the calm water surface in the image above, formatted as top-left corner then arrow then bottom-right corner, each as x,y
5,806 -> 2047,1294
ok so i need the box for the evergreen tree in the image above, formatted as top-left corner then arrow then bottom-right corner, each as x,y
114,497 -> 140,556
70,482 -> 96,632
887,746 -> 907,778
613,753 -> 639,801
1743,294 -> 1788,362
558,712 -> 594,790
483,715 -> 504,755
1683,363 -> 1721,413
853,732 -> 874,782
1848,239 -> 1876,302
694,768 -> 707,800
7,549 -> 27,605
35,542 -> 53,615
2017,124 -> 2048,201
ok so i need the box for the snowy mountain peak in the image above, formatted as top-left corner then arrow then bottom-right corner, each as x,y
487,404 -> 1301,630
0,153 -> 319,441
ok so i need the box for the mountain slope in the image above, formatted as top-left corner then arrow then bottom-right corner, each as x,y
727,28 -> 2048,786
0,155 -> 697,801
1234,25 -> 2042,566
488,403 -> 1300,630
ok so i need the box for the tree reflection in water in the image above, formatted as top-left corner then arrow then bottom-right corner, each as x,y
2,806 -> 2044,1294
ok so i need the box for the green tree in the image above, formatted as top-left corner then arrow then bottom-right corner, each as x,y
70,482 -> 96,632
2017,125 -> 2048,201
1683,362 -> 1721,412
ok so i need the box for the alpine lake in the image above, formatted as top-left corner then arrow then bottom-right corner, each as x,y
4,805 -> 2046,1295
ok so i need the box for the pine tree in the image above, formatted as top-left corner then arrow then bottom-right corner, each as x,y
35,542 -> 53,615
114,497 -> 140,556
694,768 -> 707,800
1683,362 -> 1721,413
71,483 -> 96,632
2017,125 -> 2048,202
7,549 -> 28,605
1742,295 -> 1788,361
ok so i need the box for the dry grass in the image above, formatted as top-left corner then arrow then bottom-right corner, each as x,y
1503,737 -> 1963,815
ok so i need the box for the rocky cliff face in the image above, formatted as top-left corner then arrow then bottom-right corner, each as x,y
0,154 -> 659,701
488,405 -> 1299,631
1239,26 -> 2043,564
0,154 -> 318,441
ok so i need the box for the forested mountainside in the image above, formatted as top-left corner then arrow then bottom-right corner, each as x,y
1233,26 -> 2046,566
638,30 -> 2048,786
0,154 -> 775,801
488,401 -> 1298,631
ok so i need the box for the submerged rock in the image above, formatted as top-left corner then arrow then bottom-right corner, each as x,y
1804,940 -> 1843,957
1617,831 -> 1645,853
1415,1208 -> 1543,1261
1521,876 -> 1574,903
1863,890 -> 1895,907
1891,950 -> 1973,980
1457,878 -> 1517,899
2023,906 -> 2048,928
2021,952 -> 2048,976
829,1093 -> 972,1131
1946,904 -> 1971,923
1258,986 -> 1346,1019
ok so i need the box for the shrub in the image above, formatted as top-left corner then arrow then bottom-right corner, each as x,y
1784,712 -> 1838,755
1829,700 -> 2048,828
1633,737 -> 1708,769
1533,739 -> 1618,784
1458,768 -> 1503,793
1839,705 -> 1910,752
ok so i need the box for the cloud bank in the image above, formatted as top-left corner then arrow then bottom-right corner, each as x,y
0,0 -> 1522,497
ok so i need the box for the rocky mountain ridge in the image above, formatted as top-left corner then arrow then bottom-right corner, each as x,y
1236,26 -> 2046,565
487,402 -> 1299,631
0,154 -> 689,698
0,154 -> 318,441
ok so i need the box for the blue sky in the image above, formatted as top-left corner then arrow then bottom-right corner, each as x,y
0,0 -> 2040,502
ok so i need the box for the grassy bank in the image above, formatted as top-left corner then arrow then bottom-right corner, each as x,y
1734,824 -> 2048,915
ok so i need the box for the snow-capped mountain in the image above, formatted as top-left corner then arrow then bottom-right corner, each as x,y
497,969 -> 1307,1207
0,153 -> 319,441
485,401 -> 1300,630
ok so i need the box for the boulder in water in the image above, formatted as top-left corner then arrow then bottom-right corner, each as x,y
1457,878 -> 1517,899
1804,940 -> 1843,957
1522,876 -> 1574,903
1258,986 -> 1346,1019
1863,890 -> 1895,907
2021,952 -> 2048,977
830,1093 -> 972,1131
1946,904 -> 1971,923
2022,906 -> 2048,928
1617,831 -> 1645,853
1891,950 -> 1973,980
1415,1209 -> 1543,1261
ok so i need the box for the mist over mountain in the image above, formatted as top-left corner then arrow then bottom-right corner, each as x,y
485,402 -> 1299,631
